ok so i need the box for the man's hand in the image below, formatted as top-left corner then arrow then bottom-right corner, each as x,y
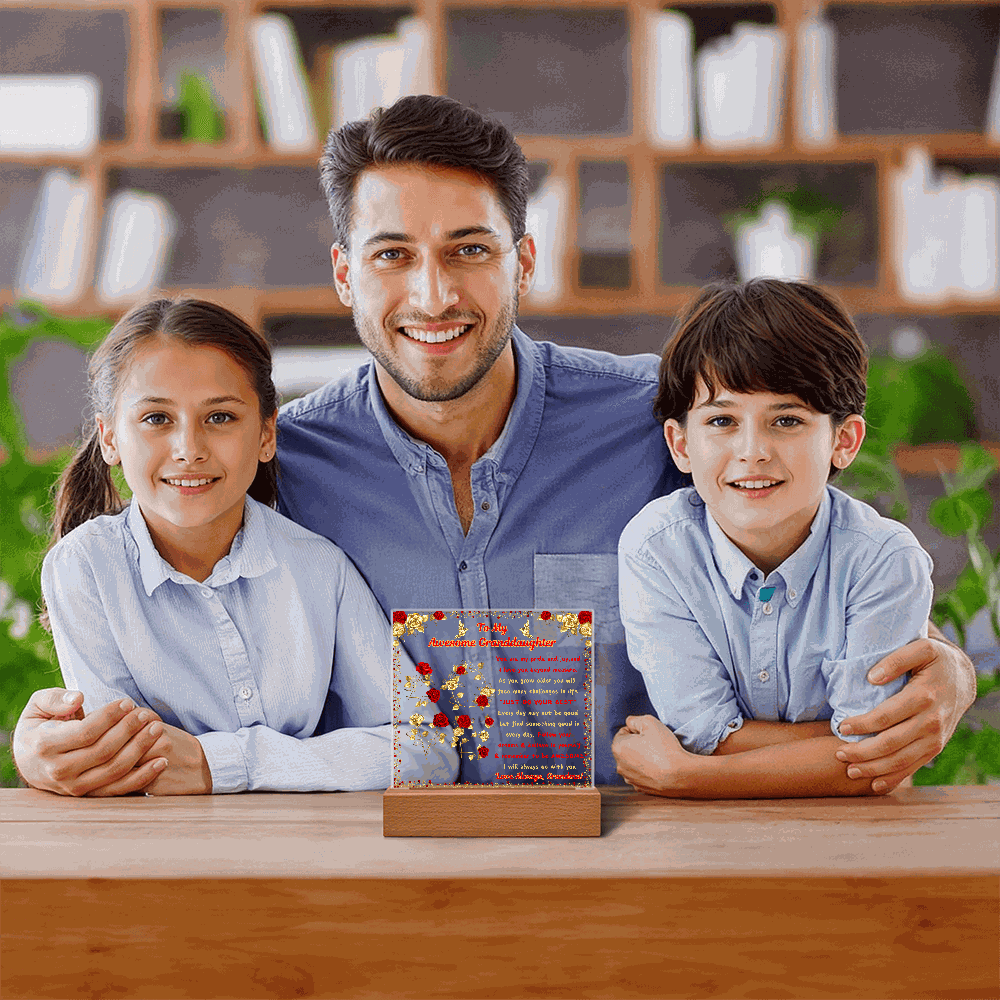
612,714 -> 692,795
136,723 -> 212,796
12,688 -> 167,797
836,632 -> 977,793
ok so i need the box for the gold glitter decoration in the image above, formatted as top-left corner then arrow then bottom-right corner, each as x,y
455,620 -> 468,638
409,713 -> 424,727
453,727 -> 464,737
478,730 -> 489,741
479,686 -> 495,698
437,732 -> 447,743
403,675 -> 412,689
585,640 -> 592,649
520,618 -> 532,637
392,621 -> 405,639
555,612 -> 580,634
416,699 -> 428,707
580,621 -> 593,638
442,676 -> 459,691
404,612 -> 430,635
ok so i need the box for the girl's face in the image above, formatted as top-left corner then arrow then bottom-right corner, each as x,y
96,338 -> 276,556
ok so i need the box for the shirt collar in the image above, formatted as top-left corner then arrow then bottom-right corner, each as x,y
705,486 -> 832,604
366,324 -> 546,483
127,496 -> 277,596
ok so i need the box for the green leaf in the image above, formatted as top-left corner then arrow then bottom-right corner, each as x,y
177,71 -> 225,144
928,494 -> 976,536
955,442 -> 999,492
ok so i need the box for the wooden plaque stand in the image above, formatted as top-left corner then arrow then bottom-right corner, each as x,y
383,785 -> 602,837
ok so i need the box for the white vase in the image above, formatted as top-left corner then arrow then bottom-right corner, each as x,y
735,201 -> 816,281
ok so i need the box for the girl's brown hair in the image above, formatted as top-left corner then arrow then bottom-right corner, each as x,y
50,297 -> 279,545
655,278 -> 868,428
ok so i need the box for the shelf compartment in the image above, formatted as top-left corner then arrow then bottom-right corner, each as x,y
828,3 -> 1000,136
577,161 -> 632,290
0,7 -> 129,141
446,7 -> 630,136
657,161 -> 878,286
103,166 -> 334,290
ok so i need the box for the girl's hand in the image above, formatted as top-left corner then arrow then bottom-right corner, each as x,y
611,714 -> 698,795
136,723 -> 213,796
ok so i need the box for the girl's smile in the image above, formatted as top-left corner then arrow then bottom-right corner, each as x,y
97,340 -> 276,580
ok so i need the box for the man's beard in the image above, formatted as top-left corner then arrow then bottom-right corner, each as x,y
353,292 -> 518,403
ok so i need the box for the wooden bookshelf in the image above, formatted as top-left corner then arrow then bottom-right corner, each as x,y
0,0 -> 997,334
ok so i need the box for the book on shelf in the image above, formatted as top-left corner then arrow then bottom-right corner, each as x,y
794,17 -> 836,147
987,35 -> 1000,142
644,10 -> 695,149
18,169 -> 96,305
525,176 -> 569,305
696,23 -> 787,150
96,191 -> 178,304
330,18 -> 432,131
0,74 -> 100,156
248,14 -> 318,152
891,147 -> 999,304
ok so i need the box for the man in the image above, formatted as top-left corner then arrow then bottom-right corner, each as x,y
13,95 -> 975,794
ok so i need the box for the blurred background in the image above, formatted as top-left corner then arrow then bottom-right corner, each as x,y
2,0 -> 999,784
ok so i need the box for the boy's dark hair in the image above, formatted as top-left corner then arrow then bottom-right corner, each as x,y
656,278 -> 868,427
319,94 -> 530,250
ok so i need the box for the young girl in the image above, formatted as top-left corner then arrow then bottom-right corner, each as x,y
40,298 -> 456,794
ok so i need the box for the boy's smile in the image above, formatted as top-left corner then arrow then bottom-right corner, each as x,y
665,378 -> 865,574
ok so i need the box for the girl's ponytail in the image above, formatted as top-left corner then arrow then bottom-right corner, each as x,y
50,428 -> 124,542
39,429 -> 123,633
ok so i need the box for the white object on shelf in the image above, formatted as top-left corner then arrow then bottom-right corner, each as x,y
957,177 -> 999,300
986,35 -> 1000,142
794,17 -> 836,147
248,14 -> 317,151
18,169 -> 96,305
735,201 -> 815,281
697,23 -> 786,150
892,147 -> 999,304
525,176 -> 569,304
0,74 -> 100,156
645,10 -> 695,149
272,346 -> 372,397
96,191 -> 177,304
331,18 -> 432,130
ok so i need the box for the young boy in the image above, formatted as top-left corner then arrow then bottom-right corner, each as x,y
615,278 -> 933,798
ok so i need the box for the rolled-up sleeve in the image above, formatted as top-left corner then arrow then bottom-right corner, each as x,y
822,541 -> 933,742
619,533 -> 744,755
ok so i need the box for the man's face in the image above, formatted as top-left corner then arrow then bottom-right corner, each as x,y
331,163 -> 536,403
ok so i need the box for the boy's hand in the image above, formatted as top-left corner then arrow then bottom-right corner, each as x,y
12,689 -> 166,797
612,714 -> 693,795
835,632 -> 976,793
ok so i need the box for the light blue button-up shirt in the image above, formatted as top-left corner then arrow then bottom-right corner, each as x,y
41,497 -> 457,792
276,326 -> 688,783
618,485 -> 933,754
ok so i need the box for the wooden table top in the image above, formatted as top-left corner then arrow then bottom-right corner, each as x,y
2,786 -> 997,881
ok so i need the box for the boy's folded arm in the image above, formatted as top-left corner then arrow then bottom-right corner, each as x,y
615,717 -> 877,798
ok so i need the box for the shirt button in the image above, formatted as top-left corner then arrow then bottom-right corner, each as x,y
480,501 -> 491,511
239,686 -> 253,701
762,602 -> 773,615
459,561 -> 467,571
415,465 -> 424,474
789,589 -> 797,599
758,670 -> 769,682
728,721 -> 739,729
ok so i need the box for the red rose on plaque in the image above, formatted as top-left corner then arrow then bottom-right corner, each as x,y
540,611 -> 552,621
415,662 -> 432,677
426,689 -> 441,703
455,665 -> 466,674
578,611 -> 593,624
433,611 -> 445,620
392,611 -> 407,624
476,695 -> 489,707
484,717 -> 494,726
433,713 -> 449,727
478,747 -> 489,758
457,714 -> 472,728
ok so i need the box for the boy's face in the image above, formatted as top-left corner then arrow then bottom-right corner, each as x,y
665,378 -> 865,574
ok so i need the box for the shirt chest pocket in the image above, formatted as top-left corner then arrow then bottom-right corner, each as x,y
533,553 -> 624,644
